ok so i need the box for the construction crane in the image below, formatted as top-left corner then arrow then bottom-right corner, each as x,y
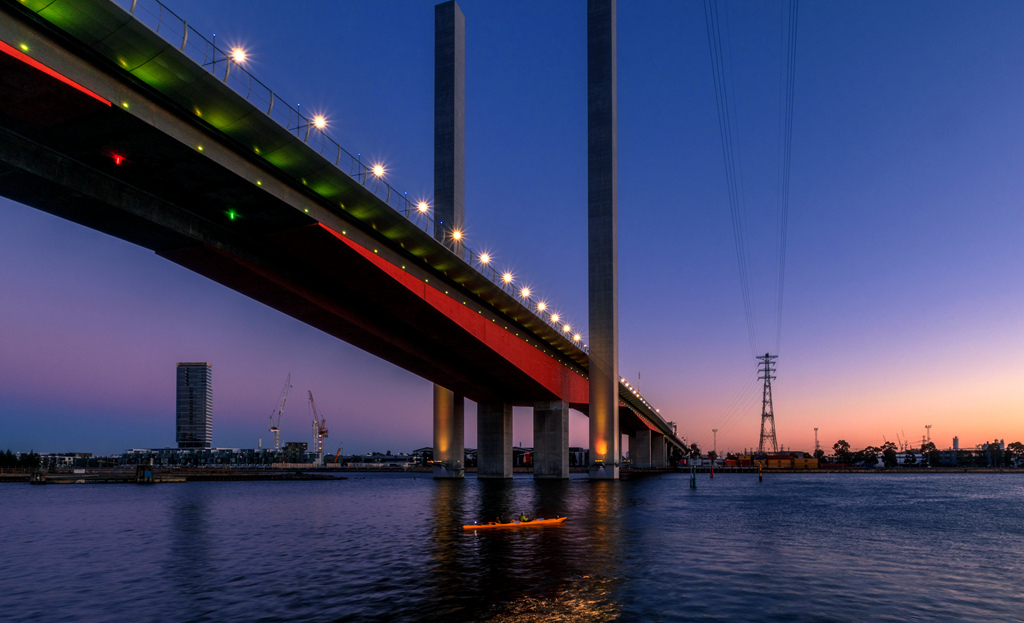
308,390 -> 329,467
334,441 -> 344,465
268,373 -> 292,451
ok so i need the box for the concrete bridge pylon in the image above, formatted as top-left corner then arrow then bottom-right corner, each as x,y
587,0 -> 619,479
432,0 -> 466,479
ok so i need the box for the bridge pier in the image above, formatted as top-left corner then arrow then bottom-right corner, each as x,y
432,386 -> 464,478
533,400 -> 569,479
652,432 -> 667,467
632,430 -> 652,468
587,0 -> 619,479
477,402 -> 512,478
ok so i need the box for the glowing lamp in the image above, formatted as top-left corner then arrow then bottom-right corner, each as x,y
113,154 -> 123,165
520,287 -> 531,298
451,229 -> 463,241
479,253 -> 491,265
573,333 -> 581,342
372,163 -> 385,178
312,115 -> 327,130
417,201 -> 429,213
563,324 -> 571,333
502,272 -> 513,284
230,47 -> 247,63
551,314 -> 560,323
537,301 -> 547,312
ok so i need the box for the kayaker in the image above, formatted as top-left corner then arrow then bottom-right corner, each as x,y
519,512 -> 531,522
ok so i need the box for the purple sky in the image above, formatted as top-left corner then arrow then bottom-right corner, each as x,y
2,0 -> 1022,456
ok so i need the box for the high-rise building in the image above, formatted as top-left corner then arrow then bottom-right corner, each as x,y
176,362 -> 212,449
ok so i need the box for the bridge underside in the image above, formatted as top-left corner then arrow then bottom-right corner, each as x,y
0,3 -> 678,446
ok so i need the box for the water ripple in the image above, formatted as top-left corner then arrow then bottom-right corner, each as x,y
1,473 -> 1023,622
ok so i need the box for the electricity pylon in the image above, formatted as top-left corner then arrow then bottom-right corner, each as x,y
757,353 -> 779,455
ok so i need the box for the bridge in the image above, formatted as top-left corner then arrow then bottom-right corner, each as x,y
0,0 -> 685,478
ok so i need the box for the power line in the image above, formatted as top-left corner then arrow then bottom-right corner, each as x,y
703,0 -> 799,357
703,0 -> 759,357
774,0 -> 799,354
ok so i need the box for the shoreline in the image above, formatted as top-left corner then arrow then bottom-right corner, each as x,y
2,465 -> 1021,484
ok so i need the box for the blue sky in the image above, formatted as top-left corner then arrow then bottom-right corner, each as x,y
1,0 -> 1022,455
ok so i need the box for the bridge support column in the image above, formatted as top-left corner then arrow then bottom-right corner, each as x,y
433,385 -> 464,478
477,402 -> 512,479
587,0 -> 619,480
633,429 -> 652,468
434,0 -> 465,242
652,432 -> 667,467
533,401 -> 569,479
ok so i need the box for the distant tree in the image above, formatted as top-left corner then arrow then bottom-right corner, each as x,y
833,440 -> 852,463
813,448 -> 825,462
0,449 -> 16,468
881,441 -> 898,453
920,443 -> 941,467
903,451 -> 917,466
669,446 -> 683,465
1007,442 -> 1024,467
856,446 -> 879,467
882,447 -> 898,468
18,451 -> 41,468
688,443 -> 701,458
986,442 -> 1003,468
725,452 -> 738,461
708,450 -> 718,463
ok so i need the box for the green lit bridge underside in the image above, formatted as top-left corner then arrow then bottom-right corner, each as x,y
1,0 -> 681,446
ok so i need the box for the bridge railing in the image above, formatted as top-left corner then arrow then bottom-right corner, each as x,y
111,0 -> 589,352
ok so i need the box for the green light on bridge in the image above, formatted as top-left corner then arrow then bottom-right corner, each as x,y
20,43 -> 29,52
226,210 -> 238,221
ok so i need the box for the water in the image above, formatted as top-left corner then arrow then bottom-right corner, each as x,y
2,473 -> 1022,622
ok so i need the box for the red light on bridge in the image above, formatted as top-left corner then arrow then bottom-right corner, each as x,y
113,154 -> 124,165
0,40 -> 111,106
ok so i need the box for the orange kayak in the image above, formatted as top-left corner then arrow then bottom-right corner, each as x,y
463,516 -> 567,530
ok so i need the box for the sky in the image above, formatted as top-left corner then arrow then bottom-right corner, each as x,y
1,0 -> 1022,456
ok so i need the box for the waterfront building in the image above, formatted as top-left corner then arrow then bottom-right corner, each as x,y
176,362 -> 212,449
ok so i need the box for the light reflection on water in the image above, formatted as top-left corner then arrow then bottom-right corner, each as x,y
1,473 -> 1023,622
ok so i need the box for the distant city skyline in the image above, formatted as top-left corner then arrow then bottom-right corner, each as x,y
2,0 -> 1023,455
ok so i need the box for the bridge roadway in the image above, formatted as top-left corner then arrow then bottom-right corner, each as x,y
0,0 -> 685,475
